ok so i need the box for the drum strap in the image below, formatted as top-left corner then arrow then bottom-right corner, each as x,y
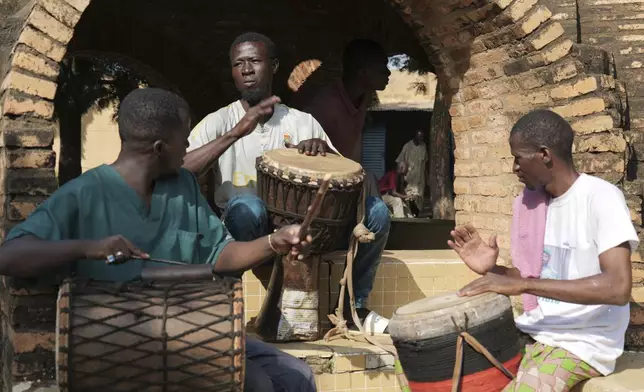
323,185 -> 411,392
451,331 -> 516,392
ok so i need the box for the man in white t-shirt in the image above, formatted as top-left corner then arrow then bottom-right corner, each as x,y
182,32 -> 327,392
448,109 -> 637,392
182,32 -> 392,389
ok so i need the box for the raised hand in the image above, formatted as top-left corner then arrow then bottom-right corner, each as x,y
83,235 -> 149,264
270,224 -> 313,259
447,224 -> 499,275
231,96 -> 281,139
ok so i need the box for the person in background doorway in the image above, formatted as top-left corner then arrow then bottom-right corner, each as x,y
396,130 -> 428,214
290,39 -> 393,327
379,163 -> 413,218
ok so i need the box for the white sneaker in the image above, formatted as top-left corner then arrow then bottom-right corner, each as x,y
363,311 -> 390,335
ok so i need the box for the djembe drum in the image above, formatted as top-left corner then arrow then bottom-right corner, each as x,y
388,292 -> 521,392
254,149 -> 364,342
56,272 -> 245,392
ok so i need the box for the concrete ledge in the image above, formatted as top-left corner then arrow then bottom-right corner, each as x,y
271,335 -> 644,392
574,352 -> 644,392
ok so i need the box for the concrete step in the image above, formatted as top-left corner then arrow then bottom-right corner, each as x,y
264,334 -> 400,392
575,352 -> 644,392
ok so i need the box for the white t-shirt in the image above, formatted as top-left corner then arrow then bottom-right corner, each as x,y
515,174 -> 639,375
187,100 -> 337,209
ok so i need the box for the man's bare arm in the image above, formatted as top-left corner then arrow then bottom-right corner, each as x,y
213,225 -> 311,274
0,236 -> 89,278
213,237 -> 275,274
182,132 -> 240,177
0,235 -> 148,279
183,96 -> 281,177
522,243 -> 631,306
460,243 -> 632,306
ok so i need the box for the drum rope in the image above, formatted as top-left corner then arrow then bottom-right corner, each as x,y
451,331 -> 516,392
161,286 -> 171,392
322,182 -> 515,392
323,185 -> 412,392
61,281 -> 244,390
394,311 -> 518,381
266,205 -> 350,226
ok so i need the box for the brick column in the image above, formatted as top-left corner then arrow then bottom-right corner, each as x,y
573,0 -> 644,347
0,1 -> 89,390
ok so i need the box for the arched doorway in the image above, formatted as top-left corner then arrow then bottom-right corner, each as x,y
0,0 -> 632,388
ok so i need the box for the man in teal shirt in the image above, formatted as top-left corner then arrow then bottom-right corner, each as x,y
0,88 -> 316,392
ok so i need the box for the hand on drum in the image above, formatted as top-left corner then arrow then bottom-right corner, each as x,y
271,225 -> 313,259
286,138 -> 330,156
447,224 -> 499,275
458,273 -> 526,297
84,235 -> 150,264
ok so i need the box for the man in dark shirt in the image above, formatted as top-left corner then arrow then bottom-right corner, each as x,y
291,39 -> 393,327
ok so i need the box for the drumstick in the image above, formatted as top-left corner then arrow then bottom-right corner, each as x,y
130,256 -> 187,266
140,264 -> 214,281
297,173 -> 332,242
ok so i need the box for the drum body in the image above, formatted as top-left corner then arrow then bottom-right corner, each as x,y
389,292 -> 521,392
256,149 -> 364,254
56,277 -> 245,392
254,149 -> 364,342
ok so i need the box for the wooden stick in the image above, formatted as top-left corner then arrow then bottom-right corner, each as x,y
297,173 -> 332,242
130,256 -> 187,266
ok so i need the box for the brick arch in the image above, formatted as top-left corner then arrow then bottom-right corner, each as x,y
385,0 -> 627,259
0,0 -> 633,389
68,50 -> 182,96
0,0 -> 628,237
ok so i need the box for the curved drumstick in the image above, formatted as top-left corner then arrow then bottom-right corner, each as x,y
290,173 -> 332,259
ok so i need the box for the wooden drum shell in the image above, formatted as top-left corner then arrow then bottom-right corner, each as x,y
389,292 -> 520,390
255,151 -> 364,255
253,150 -> 364,342
56,277 -> 245,392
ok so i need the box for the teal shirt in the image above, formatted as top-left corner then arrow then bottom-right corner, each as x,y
5,165 -> 232,282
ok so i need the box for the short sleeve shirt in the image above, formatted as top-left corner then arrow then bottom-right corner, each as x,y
5,165 -> 233,282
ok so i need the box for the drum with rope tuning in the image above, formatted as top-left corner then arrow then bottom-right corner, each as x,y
56,276 -> 245,392
388,292 -> 521,392
256,148 -> 364,254
254,148 -> 364,342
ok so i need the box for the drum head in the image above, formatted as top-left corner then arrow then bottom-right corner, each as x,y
389,291 -> 511,341
395,291 -> 497,316
261,149 -> 363,181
